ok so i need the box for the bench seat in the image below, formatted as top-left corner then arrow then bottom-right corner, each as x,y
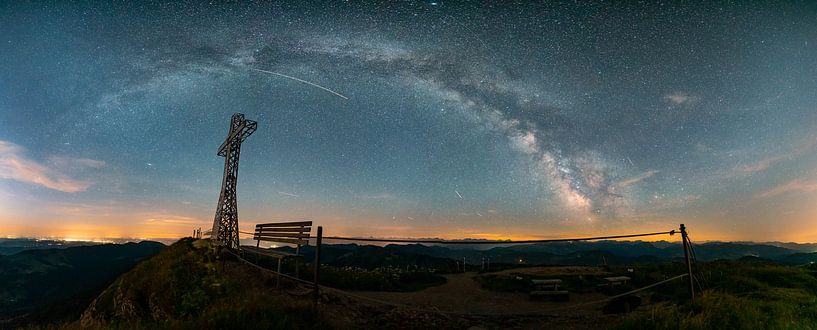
241,245 -> 301,258
240,221 -> 312,287
530,290 -> 569,295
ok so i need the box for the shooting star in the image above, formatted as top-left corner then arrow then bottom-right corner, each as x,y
455,190 -> 463,199
278,191 -> 299,197
443,13 -> 496,58
250,68 -> 349,100
627,157 -> 635,166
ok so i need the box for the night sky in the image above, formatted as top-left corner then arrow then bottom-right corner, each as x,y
1,1 -> 816,242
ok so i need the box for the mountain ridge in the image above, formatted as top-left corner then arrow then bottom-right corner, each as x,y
0,241 -> 165,327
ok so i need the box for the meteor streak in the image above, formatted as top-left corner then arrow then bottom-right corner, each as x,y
250,68 -> 349,100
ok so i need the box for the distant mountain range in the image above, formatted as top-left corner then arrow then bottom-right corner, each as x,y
282,240 -> 817,269
0,238 -> 178,255
0,238 -> 110,255
0,241 -> 165,327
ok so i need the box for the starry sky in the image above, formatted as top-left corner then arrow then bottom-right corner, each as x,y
1,1 -> 816,242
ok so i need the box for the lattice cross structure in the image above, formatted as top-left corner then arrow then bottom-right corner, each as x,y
211,113 -> 257,249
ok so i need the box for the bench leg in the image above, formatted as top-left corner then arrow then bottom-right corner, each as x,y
277,258 -> 282,288
296,258 -> 300,279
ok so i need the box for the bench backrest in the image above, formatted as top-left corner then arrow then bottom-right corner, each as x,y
254,221 -> 312,253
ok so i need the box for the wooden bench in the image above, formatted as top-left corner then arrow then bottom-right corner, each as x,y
530,279 -> 569,301
241,221 -> 312,287
532,279 -> 562,291
602,276 -> 631,287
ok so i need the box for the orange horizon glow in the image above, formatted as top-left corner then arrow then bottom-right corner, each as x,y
4,188 -> 817,244
3,215 -> 817,244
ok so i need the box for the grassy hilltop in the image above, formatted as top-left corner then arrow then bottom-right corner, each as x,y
81,238 -> 328,329
80,238 -> 462,329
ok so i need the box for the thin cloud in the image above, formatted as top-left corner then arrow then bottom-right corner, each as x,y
738,157 -> 780,174
734,136 -> 817,176
0,140 -> 99,193
756,178 -> 817,198
144,214 -> 203,225
614,170 -> 659,188
664,92 -> 699,105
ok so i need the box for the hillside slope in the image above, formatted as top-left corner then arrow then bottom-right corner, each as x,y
80,238 -> 470,329
0,241 -> 164,327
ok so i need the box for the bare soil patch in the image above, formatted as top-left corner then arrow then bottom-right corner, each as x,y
352,272 -> 610,315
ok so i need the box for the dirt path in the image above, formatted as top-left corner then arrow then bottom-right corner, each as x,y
352,272 -> 609,315
227,258 -> 624,329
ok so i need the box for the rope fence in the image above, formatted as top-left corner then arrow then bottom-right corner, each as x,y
219,224 -> 697,316
238,229 -> 677,245
321,230 -> 676,244
224,247 -> 688,317
510,273 -> 688,316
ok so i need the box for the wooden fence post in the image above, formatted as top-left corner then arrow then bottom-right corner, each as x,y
313,226 -> 323,310
680,223 -> 694,303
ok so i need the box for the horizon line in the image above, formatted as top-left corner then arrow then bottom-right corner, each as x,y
4,235 -> 817,245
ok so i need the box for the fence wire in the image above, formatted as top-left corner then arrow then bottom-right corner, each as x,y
224,246 -> 688,318
225,226 -> 690,316
238,229 -> 677,245
322,230 -> 676,245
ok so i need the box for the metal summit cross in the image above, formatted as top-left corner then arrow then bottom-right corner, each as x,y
211,113 -> 257,249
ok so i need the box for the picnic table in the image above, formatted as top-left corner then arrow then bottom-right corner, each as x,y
530,278 -> 569,301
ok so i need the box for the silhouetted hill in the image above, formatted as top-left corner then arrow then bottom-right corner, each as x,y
277,240 -> 815,269
688,242 -> 795,261
752,241 -> 817,253
776,252 -> 817,265
0,241 -> 165,327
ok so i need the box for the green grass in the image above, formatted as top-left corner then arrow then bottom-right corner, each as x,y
617,261 -> 817,330
617,290 -> 817,330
